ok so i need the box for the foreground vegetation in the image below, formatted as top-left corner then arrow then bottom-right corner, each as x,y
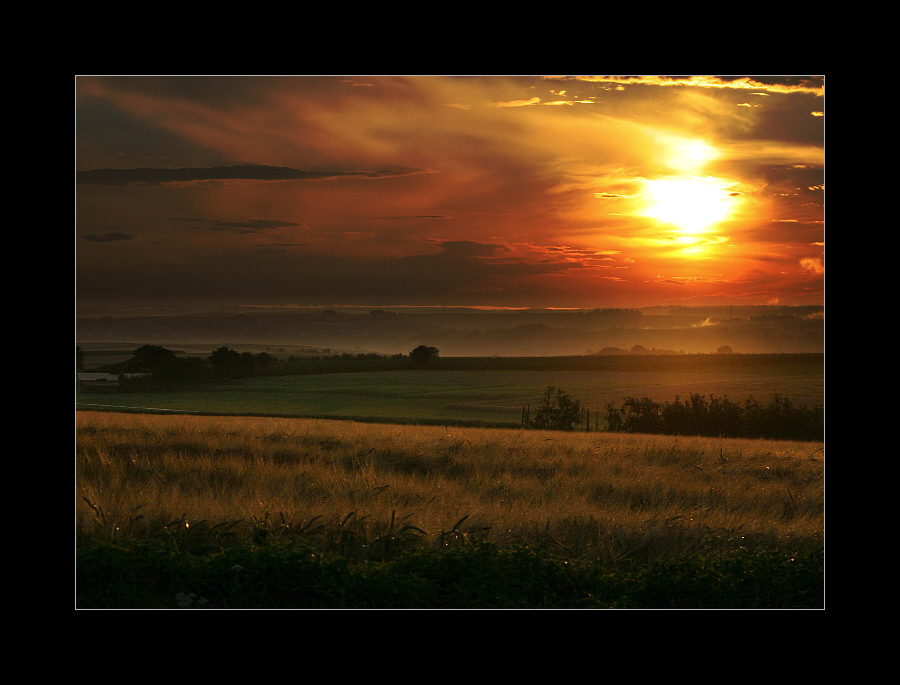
76,411 -> 824,609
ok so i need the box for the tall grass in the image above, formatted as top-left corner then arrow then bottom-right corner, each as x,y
76,410 -> 823,565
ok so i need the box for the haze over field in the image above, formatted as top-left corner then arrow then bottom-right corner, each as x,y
76,304 -> 823,357
76,75 -> 824,320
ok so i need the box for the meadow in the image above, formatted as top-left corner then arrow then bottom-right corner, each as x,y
76,354 -> 824,428
75,409 -> 824,609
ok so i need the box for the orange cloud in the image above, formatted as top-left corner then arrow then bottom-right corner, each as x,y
76,75 -> 824,311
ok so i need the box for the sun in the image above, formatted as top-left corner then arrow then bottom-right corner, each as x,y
642,176 -> 736,234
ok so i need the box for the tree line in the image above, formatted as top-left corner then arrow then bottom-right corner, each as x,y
80,345 -> 822,441
604,392 -> 823,441
522,386 -> 822,441
78,344 -> 441,390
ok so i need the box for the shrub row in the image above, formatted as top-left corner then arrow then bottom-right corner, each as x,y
605,392 -> 823,441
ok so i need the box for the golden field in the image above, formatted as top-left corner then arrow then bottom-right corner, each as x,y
75,410 -> 824,563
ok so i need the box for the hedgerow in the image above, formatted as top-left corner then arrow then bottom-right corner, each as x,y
605,392 -> 823,441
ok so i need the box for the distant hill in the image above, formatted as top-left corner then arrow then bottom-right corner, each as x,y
75,305 -> 824,356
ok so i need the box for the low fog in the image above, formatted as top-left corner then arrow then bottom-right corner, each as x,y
75,305 -> 824,357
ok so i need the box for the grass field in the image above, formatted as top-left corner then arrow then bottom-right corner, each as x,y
75,409 -> 825,609
76,355 -> 824,427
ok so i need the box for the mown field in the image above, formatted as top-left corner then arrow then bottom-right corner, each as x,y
75,409 -> 825,609
76,354 -> 824,427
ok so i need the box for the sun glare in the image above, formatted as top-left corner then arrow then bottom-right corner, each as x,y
642,176 -> 737,235
662,137 -> 719,172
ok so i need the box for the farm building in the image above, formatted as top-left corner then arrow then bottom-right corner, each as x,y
76,372 -> 120,392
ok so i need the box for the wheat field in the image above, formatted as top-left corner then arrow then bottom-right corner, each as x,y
75,410 -> 824,563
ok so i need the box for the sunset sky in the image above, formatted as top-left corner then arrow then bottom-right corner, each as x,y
75,75 -> 824,315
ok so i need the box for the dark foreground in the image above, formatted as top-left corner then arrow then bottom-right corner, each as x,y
76,539 -> 824,610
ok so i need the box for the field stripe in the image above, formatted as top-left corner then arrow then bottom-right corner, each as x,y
76,402 -> 200,414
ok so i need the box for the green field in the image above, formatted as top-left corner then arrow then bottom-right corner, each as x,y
76,355 -> 824,427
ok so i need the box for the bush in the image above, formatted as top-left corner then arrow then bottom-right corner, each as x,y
523,386 -> 583,431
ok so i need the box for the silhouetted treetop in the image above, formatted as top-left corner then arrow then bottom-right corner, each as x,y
410,345 -> 440,366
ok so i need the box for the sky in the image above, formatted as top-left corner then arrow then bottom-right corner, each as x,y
75,75 -> 824,315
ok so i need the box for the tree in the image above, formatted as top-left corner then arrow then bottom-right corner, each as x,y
410,345 -> 440,367
208,346 -> 243,377
131,345 -> 180,372
524,386 -> 583,431
117,345 -> 194,389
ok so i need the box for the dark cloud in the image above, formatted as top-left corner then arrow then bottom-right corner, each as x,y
717,75 -> 824,91
76,164 -> 431,185
76,238 -> 583,307
75,93 -> 220,169
171,217 -> 307,234
430,240 -> 508,258
80,232 -> 133,242
387,215 -> 453,220
760,163 -> 824,187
